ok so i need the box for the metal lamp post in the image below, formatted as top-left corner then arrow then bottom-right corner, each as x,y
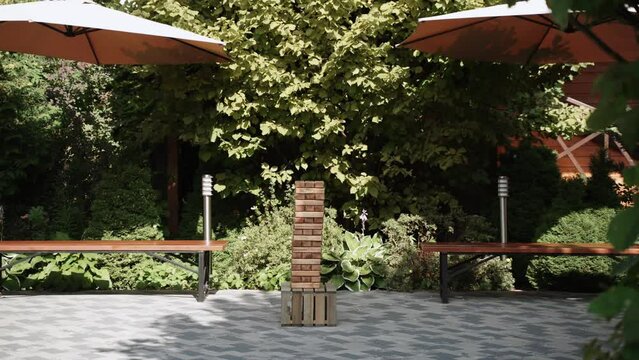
498,176 -> 509,246
197,174 -> 213,301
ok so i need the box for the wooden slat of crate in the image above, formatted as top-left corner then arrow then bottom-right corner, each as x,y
326,283 -> 337,326
291,288 -> 303,325
281,282 -> 291,325
314,284 -> 326,326
303,289 -> 314,326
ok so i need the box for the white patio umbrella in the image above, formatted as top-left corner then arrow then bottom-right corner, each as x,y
398,0 -> 639,64
0,0 -> 228,64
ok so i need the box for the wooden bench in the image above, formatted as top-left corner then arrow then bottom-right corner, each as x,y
422,242 -> 639,303
0,240 -> 227,302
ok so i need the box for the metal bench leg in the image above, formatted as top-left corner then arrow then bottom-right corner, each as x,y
204,251 -> 211,287
439,252 -> 449,304
197,251 -> 209,302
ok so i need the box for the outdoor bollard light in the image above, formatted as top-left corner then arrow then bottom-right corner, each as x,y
202,175 -> 213,244
498,176 -> 509,247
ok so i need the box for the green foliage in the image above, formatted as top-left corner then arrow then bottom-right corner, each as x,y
322,231 -> 386,291
210,203 -> 346,290
541,0 -> 639,357
0,53 -> 58,199
83,164 -> 164,240
381,214 -> 438,291
499,142 -> 561,243
4,252 -> 110,291
212,205 -> 293,289
586,149 -> 624,209
527,208 -> 618,292
110,0 -> 583,224
499,142 -> 562,286
97,254 -> 197,290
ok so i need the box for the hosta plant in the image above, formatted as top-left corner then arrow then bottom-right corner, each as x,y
321,231 -> 386,291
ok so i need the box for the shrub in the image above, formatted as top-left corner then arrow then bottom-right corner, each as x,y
526,208 -> 618,292
381,214 -> 438,291
4,251 -> 110,291
97,254 -> 196,290
211,203 -> 347,290
380,213 -> 514,292
83,164 -> 163,240
585,149 -> 623,209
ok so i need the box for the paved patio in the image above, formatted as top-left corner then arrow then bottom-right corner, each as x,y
0,290 -> 610,359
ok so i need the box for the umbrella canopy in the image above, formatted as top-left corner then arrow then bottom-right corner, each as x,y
0,0 -> 228,64
398,0 -> 639,64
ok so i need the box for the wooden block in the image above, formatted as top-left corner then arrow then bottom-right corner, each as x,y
291,247 -> 321,253
294,223 -> 323,230
293,235 -> 322,241
295,200 -> 324,206
292,270 -> 320,276
296,212 -> 324,218
281,282 -> 291,326
296,188 -> 324,194
303,290 -> 314,326
312,181 -> 324,188
312,229 -> 323,235
315,284 -> 326,326
292,259 -> 321,265
291,289 -> 303,325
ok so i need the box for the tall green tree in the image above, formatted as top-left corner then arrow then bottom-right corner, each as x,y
109,0 -> 583,224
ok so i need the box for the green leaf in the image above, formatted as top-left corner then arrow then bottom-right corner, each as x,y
320,263 -> 337,275
342,269 -> 359,282
341,260 -> 355,273
322,250 -> 342,262
344,232 -> 359,251
624,166 -> 639,187
329,274 -> 345,289
344,279 -> 361,292
589,286 -> 639,319
623,302 -> 639,343
360,275 -> 374,288
608,206 -> 639,250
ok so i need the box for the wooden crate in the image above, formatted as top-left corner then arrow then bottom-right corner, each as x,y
281,282 -> 336,326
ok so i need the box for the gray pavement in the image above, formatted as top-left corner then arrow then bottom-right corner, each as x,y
0,290 -> 610,359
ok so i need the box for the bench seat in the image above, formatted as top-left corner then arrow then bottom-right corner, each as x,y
0,240 -> 227,302
422,242 -> 639,303
0,240 -> 227,253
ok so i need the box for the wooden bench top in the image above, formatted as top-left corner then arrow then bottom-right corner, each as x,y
422,242 -> 639,255
0,240 -> 228,253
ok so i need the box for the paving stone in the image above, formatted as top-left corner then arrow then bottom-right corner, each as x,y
0,290 -> 610,359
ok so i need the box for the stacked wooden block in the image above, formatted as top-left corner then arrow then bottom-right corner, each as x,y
282,180 -> 336,326
291,180 -> 324,288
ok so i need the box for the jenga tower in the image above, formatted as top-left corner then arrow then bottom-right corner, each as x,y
291,181 -> 324,289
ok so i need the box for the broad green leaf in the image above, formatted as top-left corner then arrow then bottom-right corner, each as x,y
608,207 -> 639,250
344,232 -> 359,251
329,274 -> 345,289
624,166 -> 639,187
361,275 -> 374,288
342,269 -> 359,282
322,250 -> 342,262
341,260 -> 355,273
344,279 -> 361,292
320,263 -> 337,275
589,286 -> 639,319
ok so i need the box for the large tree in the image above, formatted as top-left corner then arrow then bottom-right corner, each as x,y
109,0 -> 583,223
